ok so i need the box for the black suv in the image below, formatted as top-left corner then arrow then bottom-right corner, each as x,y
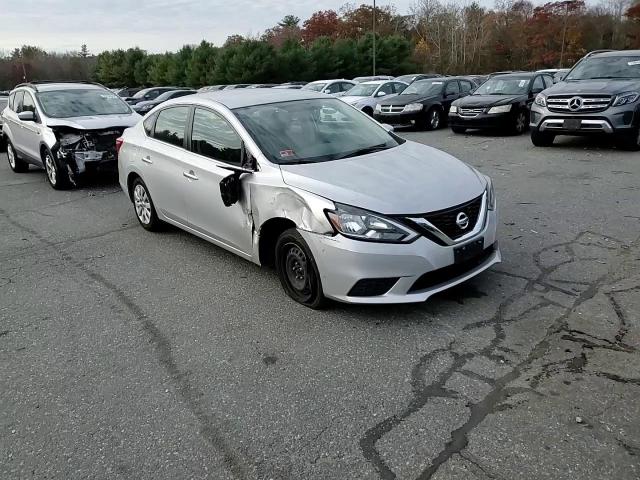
530,50 -> 640,150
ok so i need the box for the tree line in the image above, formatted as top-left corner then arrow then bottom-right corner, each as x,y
1,1 -> 640,91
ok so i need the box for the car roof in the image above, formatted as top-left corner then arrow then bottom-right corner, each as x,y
592,49 -> 640,57
307,79 -> 351,84
490,72 -> 537,78
17,82 -> 107,92
184,88 -> 329,109
360,80 -> 389,85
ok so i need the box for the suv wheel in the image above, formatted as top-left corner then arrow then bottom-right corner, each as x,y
618,127 -> 640,152
275,228 -> 325,309
6,140 -> 29,173
43,149 -> 71,189
132,178 -> 162,231
531,129 -> 555,147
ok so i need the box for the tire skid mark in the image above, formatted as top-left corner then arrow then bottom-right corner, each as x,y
360,231 -> 636,479
0,207 -> 252,479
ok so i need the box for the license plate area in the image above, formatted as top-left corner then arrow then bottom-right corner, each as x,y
454,238 -> 484,264
563,118 -> 581,130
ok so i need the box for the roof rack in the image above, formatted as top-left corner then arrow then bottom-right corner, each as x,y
14,80 -> 105,92
584,49 -> 616,58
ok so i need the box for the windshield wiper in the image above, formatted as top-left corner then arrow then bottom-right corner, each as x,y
335,143 -> 391,160
581,76 -> 633,80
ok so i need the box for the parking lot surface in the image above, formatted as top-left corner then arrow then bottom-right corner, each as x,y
1,131 -> 639,479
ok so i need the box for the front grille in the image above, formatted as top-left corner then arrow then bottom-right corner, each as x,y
348,277 -> 399,297
408,244 -> 495,293
547,95 -> 612,113
379,105 -> 405,113
409,195 -> 483,241
459,108 -> 484,118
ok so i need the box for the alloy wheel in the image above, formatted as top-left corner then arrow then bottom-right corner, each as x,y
45,153 -> 57,185
7,144 -> 16,169
134,184 -> 152,225
515,112 -> 526,133
430,110 -> 440,129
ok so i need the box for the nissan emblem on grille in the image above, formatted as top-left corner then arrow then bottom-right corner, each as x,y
568,96 -> 583,111
456,212 -> 469,230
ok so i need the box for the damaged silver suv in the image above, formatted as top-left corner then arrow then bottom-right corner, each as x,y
1,81 -> 140,189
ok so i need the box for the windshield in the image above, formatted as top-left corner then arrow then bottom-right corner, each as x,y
566,56 -> 640,80
132,88 -> 154,99
234,98 -> 403,164
345,84 -> 378,96
474,77 -> 530,95
37,89 -> 131,118
395,75 -> 417,84
402,80 -> 443,96
303,82 -> 328,92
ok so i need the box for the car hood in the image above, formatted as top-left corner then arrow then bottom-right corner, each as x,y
455,94 -> 526,107
279,140 -> 486,215
546,79 -> 639,95
381,94 -> 439,105
46,113 -> 141,130
341,95 -> 368,104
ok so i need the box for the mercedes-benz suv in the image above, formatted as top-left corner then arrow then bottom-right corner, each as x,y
530,50 -> 640,150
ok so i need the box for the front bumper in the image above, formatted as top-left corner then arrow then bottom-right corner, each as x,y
373,110 -> 421,127
530,103 -> 639,136
56,149 -> 117,176
301,208 -> 500,304
448,111 -> 515,130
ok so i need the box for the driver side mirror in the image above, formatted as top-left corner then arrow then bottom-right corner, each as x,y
376,91 -> 387,97
18,111 -> 35,122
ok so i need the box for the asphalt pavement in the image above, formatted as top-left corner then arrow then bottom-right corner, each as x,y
1,130 -> 639,479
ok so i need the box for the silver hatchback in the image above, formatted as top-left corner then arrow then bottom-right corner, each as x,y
118,89 -> 500,307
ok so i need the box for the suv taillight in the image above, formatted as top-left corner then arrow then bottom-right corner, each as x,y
115,137 -> 124,154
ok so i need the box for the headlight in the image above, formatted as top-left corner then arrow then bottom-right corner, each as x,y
612,92 -> 639,106
450,105 -> 458,113
326,204 -> 417,243
486,177 -> 496,210
534,94 -> 547,107
375,104 -> 382,112
403,103 -> 423,113
487,104 -> 512,114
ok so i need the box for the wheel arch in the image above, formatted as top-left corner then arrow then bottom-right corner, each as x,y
257,217 -> 298,267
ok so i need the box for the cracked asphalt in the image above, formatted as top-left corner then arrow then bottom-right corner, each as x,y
1,130 -> 639,479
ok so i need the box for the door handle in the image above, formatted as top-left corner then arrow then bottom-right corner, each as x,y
142,156 -> 153,164
183,170 -> 198,180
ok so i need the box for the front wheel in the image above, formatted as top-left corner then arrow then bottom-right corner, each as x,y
512,110 -> 528,135
275,228 -> 325,309
531,129 -> 555,147
617,127 -> 640,151
423,108 -> 442,131
43,148 -> 71,189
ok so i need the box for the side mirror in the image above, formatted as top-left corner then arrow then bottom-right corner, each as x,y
323,89 -> 331,94
381,123 -> 394,132
376,91 -> 387,97
18,110 -> 35,122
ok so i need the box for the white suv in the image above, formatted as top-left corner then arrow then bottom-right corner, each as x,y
1,81 -> 140,189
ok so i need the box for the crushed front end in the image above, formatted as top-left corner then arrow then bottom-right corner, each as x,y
53,127 -> 126,184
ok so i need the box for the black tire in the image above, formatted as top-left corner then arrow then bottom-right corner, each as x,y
531,129 -> 555,147
512,110 -> 528,135
275,228 -> 325,309
362,107 -> 374,117
617,127 -> 640,151
423,107 -> 442,131
43,148 -> 71,189
6,140 -> 29,173
451,126 -> 466,134
131,178 -> 162,231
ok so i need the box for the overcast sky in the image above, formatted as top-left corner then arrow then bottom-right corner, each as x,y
1,0 -> 555,54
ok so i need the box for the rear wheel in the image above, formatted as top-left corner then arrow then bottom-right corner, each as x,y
132,178 -> 162,231
6,140 -> 29,173
451,126 -> 466,134
43,148 -> 71,189
531,129 -> 555,147
275,228 -> 325,309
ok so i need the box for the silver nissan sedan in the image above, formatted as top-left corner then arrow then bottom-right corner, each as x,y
117,89 -> 500,308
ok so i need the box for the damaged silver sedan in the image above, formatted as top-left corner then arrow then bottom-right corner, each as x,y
118,89 -> 500,307
1,82 -> 140,189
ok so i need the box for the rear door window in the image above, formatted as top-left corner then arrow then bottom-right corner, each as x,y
152,106 -> 189,148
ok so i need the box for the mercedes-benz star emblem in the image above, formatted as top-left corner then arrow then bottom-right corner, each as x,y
568,96 -> 583,111
456,212 -> 470,230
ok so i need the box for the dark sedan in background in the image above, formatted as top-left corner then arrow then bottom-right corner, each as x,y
373,77 -> 476,130
125,86 -> 177,105
132,89 -> 196,114
448,72 -> 554,134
